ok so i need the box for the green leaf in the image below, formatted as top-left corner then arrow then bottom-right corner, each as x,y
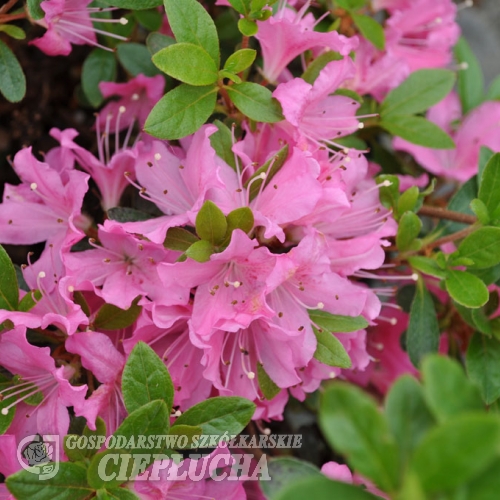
225,207 -> 254,236
195,200 -> 228,244
153,43 -> 218,85
164,0 -> 220,66
335,0 -> 366,8
466,333 -> 500,405
134,8 -> 163,31
313,327 -> 351,368
377,174 -> 400,210
146,32 -> 175,55
486,75 -> 500,101
408,256 -> 448,279
0,39 -> 26,103
185,240 -> 214,262
64,418 -> 107,462
227,0 -> 252,15
144,83 -> 217,140
479,146 -> 495,183
457,227 -> 500,269
351,14 -> 385,50
445,270 -> 489,309
97,489 -> 140,500
275,476 -> 379,500
0,25 -> 26,40
385,376 -> 435,467
209,119 -> 237,170
219,69 -> 242,84
0,244 -> 19,310
257,363 -> 281,399
421,355 -> 483,423
98,0 -> 162,8
225,82 -> 284,123
164,227 -> 200,251
171,396 -> 255,437
0,385 -> 16,434
27,0 -> 45,20
82,49 -> 117,108
94,299 -> 142,331
397,186 -> 419,215
478,153 -> 500,216
117,43 -> 160,77
107,207 -> 154,223
302,51 -> 343,84
470,198 -> 490,225
224,48 -> 257,73
167,424 -> 203,448
6,462 -> 93,500
319,383 -> 400,492
410,414 -> 500,493
238,18 -> 258,36
455,37 -> 484,114
309,309 -> 369,333
244,144 -> 289,202
18,290 -> 42,312
381,69 -> 455,117
380,115 -> 455,149
396,211 -> 422,252
122,341 -> 174,414
260,458 -> 321,500
461,458 -> 500,500
87,401 -> 170,489
407,280 -> 440,367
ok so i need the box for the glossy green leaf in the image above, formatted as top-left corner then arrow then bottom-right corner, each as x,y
94,299 -> 142,331
380,115 -> 455,149
224,48 -> 256,73
410,414 -> 500,493
146,32 -> 175,55
302,51 -> 343,84
421,355 -> 483,423
153,43 -> 218,85
225,82 -> 284,122
238,18 -> 258,36
144,84 -> 217,140
134,8 -> 163,31
351,14 -> 385,50
470,198 -> 490,225
164,0 -> 220,66
319,383 -> 400,492
64,418 -> 107,462
0,244 -> 18,310
396,211 -> 422,252
225,207 -> 255,236
107,207 -> 154,223
257,363 -> 281,399
82,49 -> 117,108
478,153 -> 500,216
397,186 -> 419,215
0,25 -> 26,40
385,376 -> 435,467
99,0 -> 162,8
227,0 -> 252,15
407,256 -> 448,279
0,40 -> 26,103
479,146 -> 495,183
313,327 -> 351,368
7,463 -> 93,500
122,342 -> 174,414
209,119 -> 237,170
274,476 -> 379,500
309,310 -> 369,333
445,270 -> 489,309
0,384 -> 16,434
335,0 -> 366,8
26,0 -> 45,20
381,69 -> 455,117
407,280 -> 440,367
18,290 -> 42,312
467,333 -> 500,405
455,36 -> 484,114
117,43 -> 160,77
164,227 -> 200,251
195,200 -> 228,244
457,227 -> 500,269
185,240 -> 214,262
171,396 -> 255,437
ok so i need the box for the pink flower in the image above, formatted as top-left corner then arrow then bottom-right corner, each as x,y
0,147 -> 90,246
66,330 -> 126,434
0,326 -> 88,439
394,92 -> 500,181
273,58 -> 362,147
255,2 -> 358,83
121,125 -> 226,243
31,0 -> 128,56
64,221 -> 166,309
385,0 -> 459,72
98,74 -> 165,132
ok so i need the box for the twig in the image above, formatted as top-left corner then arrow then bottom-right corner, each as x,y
418,205 -> 477,224
425,225 -> 477,250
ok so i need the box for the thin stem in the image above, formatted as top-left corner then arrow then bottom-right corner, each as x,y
0,0 -> 18,15
0,12 -> 27,23
218,81 -> 235,114
425,225 -> 477,250
418,205 -> 477,224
